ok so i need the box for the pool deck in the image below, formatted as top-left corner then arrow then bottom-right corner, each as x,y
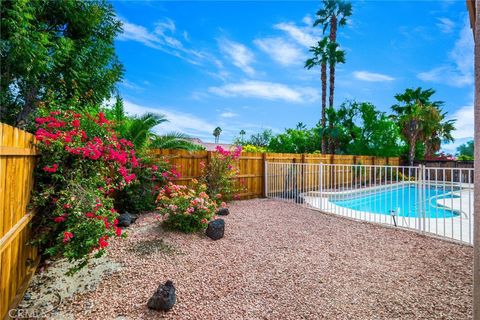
301,184 -> 474,245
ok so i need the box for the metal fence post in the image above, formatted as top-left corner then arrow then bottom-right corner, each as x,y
264,158 -> 268,198
319,162 -> 323,210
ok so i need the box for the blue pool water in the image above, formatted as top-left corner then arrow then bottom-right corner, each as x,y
331,185 -> 459,218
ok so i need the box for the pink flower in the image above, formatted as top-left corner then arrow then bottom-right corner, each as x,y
187,207 -> 195,214
98,236 -> 109,248
221,202 -> 227,208
63,231 -> 73,243
43,164 -> 58,173
85,212 -> 95,218
151,165 -> 158,171
201,218 -> 208,224
115,227 -> 122,237
71,119 -> 80,128
54,215 -> 66,223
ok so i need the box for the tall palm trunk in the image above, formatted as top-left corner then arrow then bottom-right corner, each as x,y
328,14 -> 338,154
321,62 -> 327,154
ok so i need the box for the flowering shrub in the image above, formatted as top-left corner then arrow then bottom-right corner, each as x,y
114,155 -> 173,214
31,110 -> 138,270
156,181 -> 217,232
200,146 -> 244,204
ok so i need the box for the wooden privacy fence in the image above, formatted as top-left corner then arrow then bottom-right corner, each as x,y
0,123 -> 39,320
150,149 -> 400,199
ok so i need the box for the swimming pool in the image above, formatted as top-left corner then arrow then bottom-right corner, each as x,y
331,184 -> 459,218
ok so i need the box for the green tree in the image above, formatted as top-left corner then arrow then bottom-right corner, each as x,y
391,88 -> 453,166
305,37 -> 329,153
213,127 -> 222,143
239,129 -> 246,143
457,140 -> 474,160
1,0 -> 124,128
424,112 -> 455,159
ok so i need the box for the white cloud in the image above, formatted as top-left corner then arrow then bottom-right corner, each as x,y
208,80 -> 319,103
273,22 -> 319,48
450,105 -> 474,140
218,39 -> 255,76
118,20 -> 161,48
254,37 -> 305,66
436,17 -> 455,34
122,100 -> 215,137
417,17 -> 473,87
442,104 -> 474,154
117,17 -> 206,65
353,71 -> 395,82
220,112 -> 238,118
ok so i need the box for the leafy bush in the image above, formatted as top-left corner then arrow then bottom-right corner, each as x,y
113,156 -> 173,214
200,146 -> 243,204
156,181 -> 218,232
31,110 -> 138,270
242,144 -> 267,153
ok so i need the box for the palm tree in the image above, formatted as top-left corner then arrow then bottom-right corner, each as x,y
314,0 -> 352,110
424,111 -> 455,159
326,41 -> 345,153
110,112 -> 167,153
305,37 -> 329,153
106,97 -> 201,152
150,132 -> 205,151
239,129 -> 246,143
391,87 -> 448,166
213,126 -> 222,143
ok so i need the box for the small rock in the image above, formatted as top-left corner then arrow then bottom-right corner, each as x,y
206,219 -> 225,240
117,212 -> 138,227
23,293 -> 31,301
147,280 -> 176,311
216,208 -> 229,216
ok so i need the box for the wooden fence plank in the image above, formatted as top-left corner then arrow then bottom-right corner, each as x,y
0,123 -> 39,320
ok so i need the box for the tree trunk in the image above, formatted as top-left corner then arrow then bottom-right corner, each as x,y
329,14 -> 337,42
15,86 -> 38,129
327,14 -> 337,153
328,61 -> 336,112
408,139 -> 416,167
473,1 -> 480,318
321,62 -> 327,154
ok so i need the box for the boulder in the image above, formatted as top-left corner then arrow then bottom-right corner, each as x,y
206,219 -> 225,240
117,212 -> 138,228
147,280 -> 176,311
216,208 -> 229,216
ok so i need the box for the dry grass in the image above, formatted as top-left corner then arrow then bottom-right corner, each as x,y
48,199 -> 473,319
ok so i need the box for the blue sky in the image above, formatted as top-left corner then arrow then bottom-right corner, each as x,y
112,0 -> 474,153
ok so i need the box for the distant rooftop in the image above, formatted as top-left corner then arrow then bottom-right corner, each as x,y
188,138 -> 236,152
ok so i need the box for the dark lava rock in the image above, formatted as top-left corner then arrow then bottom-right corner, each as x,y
206,219 -> 225,240
147,280 -> 176,312
117,212 -> 138,227
216,208 -> 230,216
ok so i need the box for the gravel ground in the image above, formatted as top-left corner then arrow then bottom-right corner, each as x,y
45,199 -> 473,319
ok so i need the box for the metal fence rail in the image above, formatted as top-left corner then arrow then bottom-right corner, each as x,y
265,162 -> 474,245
